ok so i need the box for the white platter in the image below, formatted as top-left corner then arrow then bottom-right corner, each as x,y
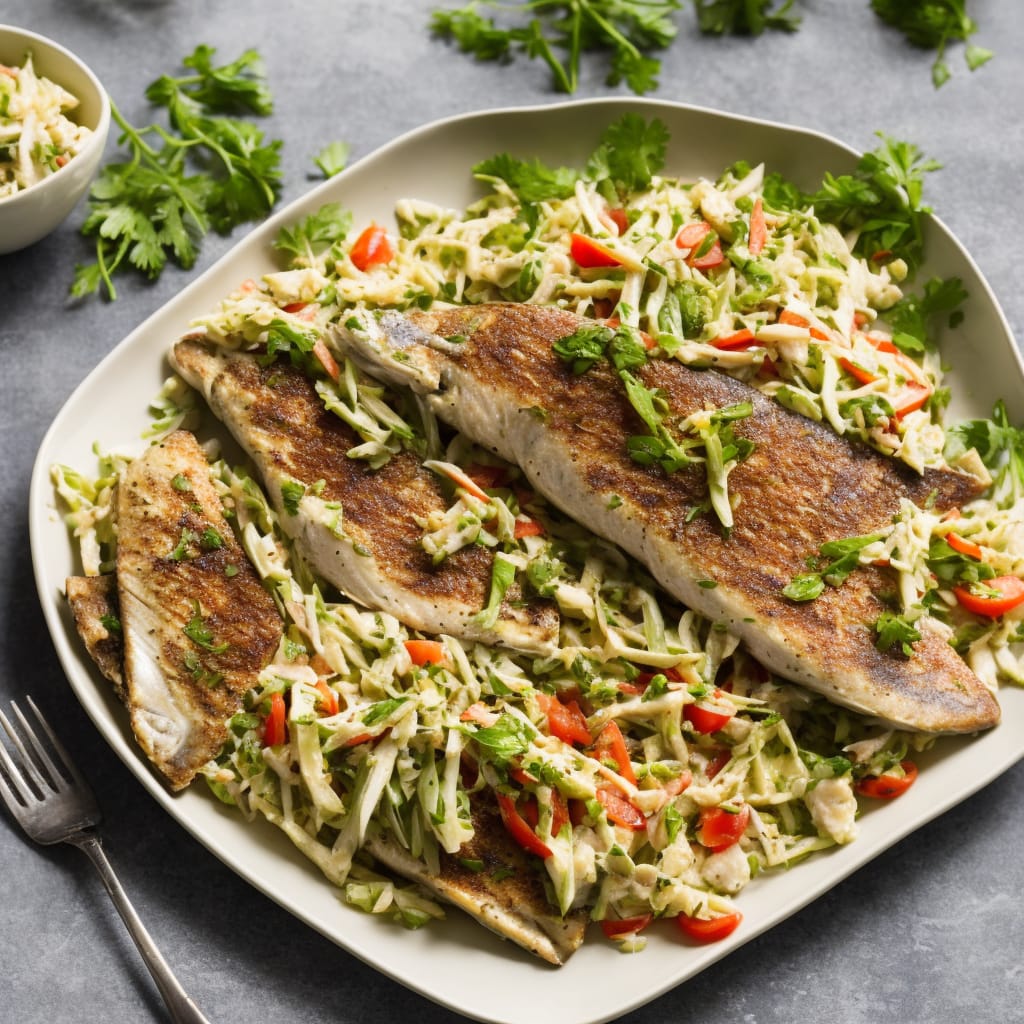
28,99 -> 1024,1024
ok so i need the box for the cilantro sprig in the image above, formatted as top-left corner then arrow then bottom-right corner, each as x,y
72,45 -> 283,301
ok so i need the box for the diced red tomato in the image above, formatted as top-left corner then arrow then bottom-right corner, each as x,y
465,463 -> 509,490
496,793 -> 552,859
570,233 -> 624,269
349,223 -> 394,271
595,786 -> 647,831
675,911 -> 743,944
662,770 -> 693,797
855,760 -> 917,799
675,221 -> 713,249
684,691 -> 735,734
461,701 -> 497,726
591,720 -> 637,784
696,803 -> 750,850
705,748 -> 732,779
748,197 -> 767,256
602,315 -> 655,350
263,691 -> 287,747
602,207 -> 630,236
675,221 -> 724,269
536,692 -> 592,746
954,576 -> 1024,618
513,516 -> 545,539
404,639 -> 452,668
945,532 -> 983,560
600,913 -> 653,940
313,679 -> 339,716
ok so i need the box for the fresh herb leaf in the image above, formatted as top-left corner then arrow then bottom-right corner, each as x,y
431,0 -> 683,95
273,202 -> 353,268
806,133 -> 941,270
472,152 -> 578,205
183,600 -> 229,653
72,45 -> 281,301
871,0 -> 992,88
695,0 -> 799,36
473,553 -> 518,629
314,141 -> 350,178
585,113 -> 669,193
874,610 -> 921,657
885,276 -> 968,353
471,712 -> 535,764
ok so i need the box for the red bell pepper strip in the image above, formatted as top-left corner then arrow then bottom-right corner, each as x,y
513,516 -> 545,539
496,793 -> 553,859
712,328 -> 758,351
536,693 -> 592,746
591,720 -> 637,784
595,786 -> 647,831
748,197 -> 767,255
263,691 -> 287,747
945,532 -> 983,560
313,679 -> 339,717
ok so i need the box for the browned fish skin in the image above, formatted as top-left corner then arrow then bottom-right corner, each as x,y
170,337 -> 558,654
117,430 -> 283,790
346,302 -> 999,734
66,574 -> 124,698
366,797 -> 586,965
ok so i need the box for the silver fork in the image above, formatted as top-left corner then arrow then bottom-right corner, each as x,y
0,697 -> 212,1024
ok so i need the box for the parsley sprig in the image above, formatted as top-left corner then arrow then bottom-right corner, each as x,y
72,45 -> 282,301
431,0 -> 684,94
871,0 -> 993,87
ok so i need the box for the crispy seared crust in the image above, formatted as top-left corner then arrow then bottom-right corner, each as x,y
170,338 -> 558,654
381,302 -> 999,734
66,574 -> 124,698
117,430 -> 283,790
366,797 -> 587,965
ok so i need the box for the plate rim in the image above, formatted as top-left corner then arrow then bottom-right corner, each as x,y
28,96 -> 1024,1024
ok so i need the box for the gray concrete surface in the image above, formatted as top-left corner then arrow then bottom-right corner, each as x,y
1,2 -> 1022,1022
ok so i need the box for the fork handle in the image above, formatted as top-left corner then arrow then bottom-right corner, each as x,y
71,833 -> 213,1024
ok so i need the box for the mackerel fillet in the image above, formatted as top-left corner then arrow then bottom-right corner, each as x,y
335,302 -> 1000,735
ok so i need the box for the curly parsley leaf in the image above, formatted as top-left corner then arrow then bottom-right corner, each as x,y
870,0 -> 993,87
72,45 -> 282,301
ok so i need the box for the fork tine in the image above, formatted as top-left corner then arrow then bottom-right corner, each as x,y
23,696 -> 86,791
0,705 -> 47,803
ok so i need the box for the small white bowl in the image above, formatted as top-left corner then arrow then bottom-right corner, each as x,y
0,25 -> 110,254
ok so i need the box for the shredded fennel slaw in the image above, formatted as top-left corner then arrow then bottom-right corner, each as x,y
0,52 -> 93,198
54,116 -> 1024,951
